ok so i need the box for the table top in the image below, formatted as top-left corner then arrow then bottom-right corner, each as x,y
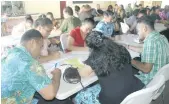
155,23 -> 167,32
114,34 -> 143,48
42,50 -> 139,100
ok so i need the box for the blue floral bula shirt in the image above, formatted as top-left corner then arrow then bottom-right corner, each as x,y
1,45 -> 51,104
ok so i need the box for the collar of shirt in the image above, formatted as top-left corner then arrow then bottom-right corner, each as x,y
16,45 -> 32,58
144,31 -> 159,42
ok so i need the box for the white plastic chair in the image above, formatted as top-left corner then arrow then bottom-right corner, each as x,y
146,64 -> 169,101
120,22 -> 129,34
60,33 -> 69,53
120,75 -> 165,104
153,64 -> 169,82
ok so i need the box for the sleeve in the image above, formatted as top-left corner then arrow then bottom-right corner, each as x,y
141,41 -> 157,64
70,29 -> 76,39
59,19 -> 68,32
95,22 -> 104,33
28,61 -> 51,91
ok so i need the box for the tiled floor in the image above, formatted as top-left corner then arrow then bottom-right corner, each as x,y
151,81 -> 169,104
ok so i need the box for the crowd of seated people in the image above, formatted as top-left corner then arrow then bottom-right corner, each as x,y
2,3 -> 169,104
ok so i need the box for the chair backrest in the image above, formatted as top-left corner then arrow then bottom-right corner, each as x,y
146,64 -> 169,100
60,33 -> 69,53
120,22 -> 129,34
154,64 -> 169,82
120,75 -> 165,104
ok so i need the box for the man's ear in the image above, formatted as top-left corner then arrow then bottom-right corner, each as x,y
144,25 -> 148,32
30,39 -> 37,51
37,26 -> 43,31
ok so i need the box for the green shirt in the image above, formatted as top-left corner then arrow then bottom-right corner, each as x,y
59,16 -> 81,33
136,31 -> 169,85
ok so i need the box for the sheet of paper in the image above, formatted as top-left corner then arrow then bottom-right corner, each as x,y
64,58 -> 84,69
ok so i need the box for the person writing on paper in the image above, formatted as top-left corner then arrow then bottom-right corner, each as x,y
67,18 -> 95,52
1,29 -> 62,104
75,31 -> 144,104
131,16 -> 169,85
50,6 -> 81,37
34,17 -> 60,63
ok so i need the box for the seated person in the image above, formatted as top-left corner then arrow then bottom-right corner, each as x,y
67,18 -> 95,51
75,31 -> 144,104
12,15 -> 33,36
128,9 -> 147,34
95,10 -> 114,38
50,6 -> 81,36
79,5 -> 94,22
130,16 -> 169,85
1,29 -> 62,104
34,17 -> 60,63
150,7 -> 161,23
46,12 -> 60,30
94,9 -> 104,23
126,9 -> 140,27
74,5 -> 80,18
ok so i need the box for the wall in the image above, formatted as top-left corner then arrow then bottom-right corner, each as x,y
66,1 -> 113,11
24,1 -> 61,18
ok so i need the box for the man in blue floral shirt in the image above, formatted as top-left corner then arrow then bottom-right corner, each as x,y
1,29 -> 61,104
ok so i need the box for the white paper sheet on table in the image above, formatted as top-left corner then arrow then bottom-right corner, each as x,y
43,54 -> 98,100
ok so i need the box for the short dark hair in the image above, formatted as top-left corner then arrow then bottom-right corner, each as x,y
139,4 -> 142,7
108,5 -> 113,10
25,15 -> 33,24
34,17 -> 53,28
21,29 -> 42,43
133,9 -> 140,16
137,16 -> 155,30
97,9 -> 104,15
103,10 -> 114,17
85,31 -> 131,77
151,6 -> 156,12
46,12 -> 54,17
82,18 -> 95,26
25,15 -> 32,20
64,6 -> 73,16
75,5 -> 80,12
138,9 -> 147,16
38,14 -> 46,18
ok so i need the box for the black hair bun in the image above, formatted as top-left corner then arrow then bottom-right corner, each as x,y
63,66 -> 81,84
85,31 -> 105,49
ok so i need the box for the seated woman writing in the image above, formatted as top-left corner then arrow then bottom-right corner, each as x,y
67,18 -> 95,52
75,31 -> 145,104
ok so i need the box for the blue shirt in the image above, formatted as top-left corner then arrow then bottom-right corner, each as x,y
95,21 -> 114,37
1,45 -> 51,104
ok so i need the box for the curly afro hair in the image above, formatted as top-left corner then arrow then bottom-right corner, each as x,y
84,31 -> 131,77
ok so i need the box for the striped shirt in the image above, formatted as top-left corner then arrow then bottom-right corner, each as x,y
136,31 -> 169,85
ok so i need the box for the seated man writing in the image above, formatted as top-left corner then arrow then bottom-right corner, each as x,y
1,29 -> 62,104
131,16 -> 169,85
67,18 -> 95,52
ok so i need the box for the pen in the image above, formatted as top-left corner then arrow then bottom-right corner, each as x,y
55,63 -> 58,68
